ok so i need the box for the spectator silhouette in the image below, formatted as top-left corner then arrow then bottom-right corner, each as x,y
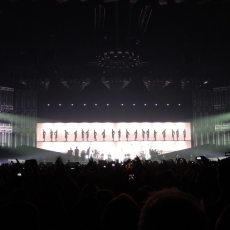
94,189 -> 115,210
206,157 -> 230,229
0,201 -> 39,230
215,204 -> 230,230
70,196 -> 101,230
139,188 -> 210,230
102,193 -> 141,230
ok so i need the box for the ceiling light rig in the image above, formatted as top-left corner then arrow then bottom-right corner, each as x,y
96,50 -> 142,69
60,78 -> 90,92
142,77 -> 172,93
101,76 -> 131,91
181,78 -> 211,91
19,78 -> 50,92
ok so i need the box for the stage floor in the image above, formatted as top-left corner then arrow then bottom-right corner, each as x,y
37,140 -> 191,161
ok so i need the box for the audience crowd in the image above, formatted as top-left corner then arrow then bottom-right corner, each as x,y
0,155 -> 229,230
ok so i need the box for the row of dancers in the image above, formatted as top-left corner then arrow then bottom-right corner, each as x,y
42,128 -> 187,141
65,147 -> 152,161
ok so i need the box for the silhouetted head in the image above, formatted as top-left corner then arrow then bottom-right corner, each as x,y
216,204 -> 230,230
102,193 -> 141,230
218,157 -> 230,191
139,188 -> 209,230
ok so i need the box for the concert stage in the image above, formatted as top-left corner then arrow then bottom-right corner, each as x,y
0,144 -> 227,165
37,122 -> 192,161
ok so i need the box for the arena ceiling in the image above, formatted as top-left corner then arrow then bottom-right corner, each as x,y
0,0 -> 230,121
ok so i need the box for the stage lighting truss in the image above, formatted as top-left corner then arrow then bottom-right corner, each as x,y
0,87 -> 14,112
96,50 -> 141,69
101,76 -> 131,91
181,78 -> 211,91
19,78 -> 50,92
142,77 -> 172,93
60,78 -> 90,92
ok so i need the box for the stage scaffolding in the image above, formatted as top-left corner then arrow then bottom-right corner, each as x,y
12,90 -> 37,148
193,87 -> 230,148
0,87 -> 14,147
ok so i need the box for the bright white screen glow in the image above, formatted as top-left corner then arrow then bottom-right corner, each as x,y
37,122 -> 191,160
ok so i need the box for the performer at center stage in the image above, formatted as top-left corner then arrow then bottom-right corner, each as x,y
142,129 -> 145,141
126,129 -> 130,141
183,129 -> 186,141
94,130 -> 97,141
86,130 -> 89,141
80,150 -> 86,161
176,129 -> 179,141
102,129 -> 105,141
50,129 -> 53,142
146,129 -> 150,141
118,129 -> 121,141
82,129 -> 85,141
65,130 -> 69,141
162,129 -> 166,141
172,129 -> 175,141
134,129 -> 137,141
74,130 -> 77,141
43,129 -> 46,141
154,130 -> 157,141
54,130 -> 58,141
67,147 -> 73,159
112,129 -> 115,141
93,149 -> 99,158
74,146 -> 79,160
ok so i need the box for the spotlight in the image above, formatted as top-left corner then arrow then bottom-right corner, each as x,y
107,104 -> 109,106
133,104 -> 135,106
178,104 -> 181,106
47,104 -> 50,106
121,104 -> 124,106
84,104 -> 86,106
59,104 -> 61,106
167,104 -> 169,106
71,104 -> 73,106
155,104 -> 157,106
95,104 -> 97,106
144,104 -> 147,106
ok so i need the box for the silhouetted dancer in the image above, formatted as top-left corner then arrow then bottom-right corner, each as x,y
126,129 -> 130,141
183,129 -> 186,141
82,129 -> 85,141
118,129 -> 121,141
134,129 -> 137,141
142,129 -> 145,141
146,129 -> 150,141
43,129 -> 46,141
154,130 -> 157,141
74,146 -> 79,160
74,130 -> 77,141
94,130 -> 97,141
172,129 -> 175,141
176,129 -> 179,141
50,130 -> 53,142
102,129 -> 105,141
162,129 -> 166,141
112,129 -> 115,141
65,130 -> 69,141
67,147 -> 73,159
80,150 -> 86,161
54,130 -> 58,141
86,130 -> 89,141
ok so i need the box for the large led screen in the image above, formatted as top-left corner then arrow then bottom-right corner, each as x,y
37,122 -> 191,160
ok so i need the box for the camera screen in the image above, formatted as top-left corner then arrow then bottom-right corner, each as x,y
129,174 -> 134,180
